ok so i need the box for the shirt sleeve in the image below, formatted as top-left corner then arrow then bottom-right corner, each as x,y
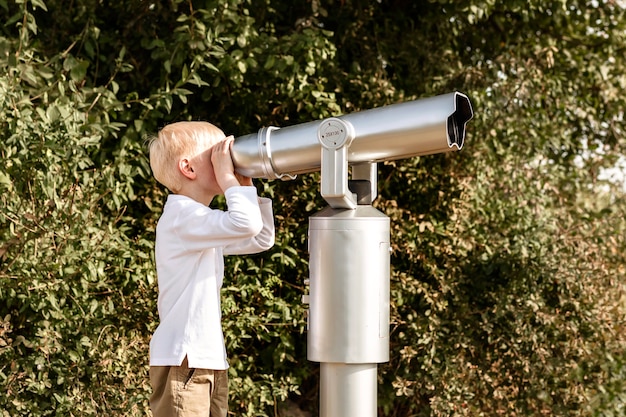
171,187 -> 266,252
223,196 -> 275,255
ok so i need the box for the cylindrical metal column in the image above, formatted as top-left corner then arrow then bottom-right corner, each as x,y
320,363 -> 378,417
308,205 -> 390,417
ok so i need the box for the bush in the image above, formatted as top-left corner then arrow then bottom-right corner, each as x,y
1,1 -> 625,416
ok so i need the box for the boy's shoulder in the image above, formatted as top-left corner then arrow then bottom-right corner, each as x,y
160,194 -> 211,219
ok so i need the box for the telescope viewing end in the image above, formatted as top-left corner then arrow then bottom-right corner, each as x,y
447,92 -> 473,150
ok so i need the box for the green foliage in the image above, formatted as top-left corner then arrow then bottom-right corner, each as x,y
0,3 -> 158,415
1,0 -> 625,416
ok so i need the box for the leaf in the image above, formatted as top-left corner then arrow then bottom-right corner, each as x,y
0,172 -> 12,189
70,60 -> 89,82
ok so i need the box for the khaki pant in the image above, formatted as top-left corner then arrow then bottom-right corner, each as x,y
150,357 -> 228,417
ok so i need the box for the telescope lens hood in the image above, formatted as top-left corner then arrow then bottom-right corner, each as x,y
447,92 -> 473,150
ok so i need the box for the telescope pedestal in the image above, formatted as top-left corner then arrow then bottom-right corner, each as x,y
307,206 -> 390,417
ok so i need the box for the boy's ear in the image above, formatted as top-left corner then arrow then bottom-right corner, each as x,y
178,158 -> 196,180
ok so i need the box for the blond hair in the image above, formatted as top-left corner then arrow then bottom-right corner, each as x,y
148,121 -> 226,192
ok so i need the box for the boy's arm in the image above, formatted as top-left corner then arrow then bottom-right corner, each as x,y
167,186 -> 264,252
223,196 -> 275,255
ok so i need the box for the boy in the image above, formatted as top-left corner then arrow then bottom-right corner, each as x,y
147,121 -> 275,417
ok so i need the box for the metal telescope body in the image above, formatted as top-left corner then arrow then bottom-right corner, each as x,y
233,92 -> 472,180
232,92 -> 473,417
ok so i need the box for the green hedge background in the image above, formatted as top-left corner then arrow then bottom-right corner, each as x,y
1,0 -> 626,416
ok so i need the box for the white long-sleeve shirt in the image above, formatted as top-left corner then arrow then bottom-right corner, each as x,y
149,186 -> 275,369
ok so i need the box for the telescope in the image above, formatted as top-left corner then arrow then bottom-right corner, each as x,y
232,92 -> 472,179
232,92 -> 473,417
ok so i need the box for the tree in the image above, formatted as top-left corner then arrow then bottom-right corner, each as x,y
1,0 -> 625,416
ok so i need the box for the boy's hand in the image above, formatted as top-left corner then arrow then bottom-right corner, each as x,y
236,172 -> 253,187
212,136 -> 240,191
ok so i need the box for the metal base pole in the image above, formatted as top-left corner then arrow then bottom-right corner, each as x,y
320,363 -> 378,417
